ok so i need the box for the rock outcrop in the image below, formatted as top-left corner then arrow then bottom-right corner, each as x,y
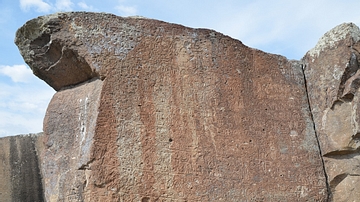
303,23 -> 360,202
0,133 -> 44,202
6,11 -> 360,201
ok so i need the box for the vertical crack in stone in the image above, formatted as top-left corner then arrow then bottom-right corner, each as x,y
301,64 -> 331,201
13,12 -> 345,201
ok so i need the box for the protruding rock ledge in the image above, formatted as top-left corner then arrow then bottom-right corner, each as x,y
15,12 -> 99,91
14,12 -> 196,91
12,12 -> 360,201
15,12 -> 328,201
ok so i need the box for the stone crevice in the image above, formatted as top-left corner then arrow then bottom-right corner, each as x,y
323,147 -> 360,159
337,53 -> 360,102
78,158 -> 95,170
301,63 -> 332,201
329,173 -> 348,190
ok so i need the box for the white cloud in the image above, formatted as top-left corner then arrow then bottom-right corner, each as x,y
55,0 -> 73,11
0,77 -> 55,137
19,0 -> 52,12
0,83 -> 53,113
0,64 -> 34,83
0,111 -> 44,136
78,2 -> 94,10
115,5 -> 137,16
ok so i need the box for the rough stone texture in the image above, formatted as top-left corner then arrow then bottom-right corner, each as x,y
12,13 -> 360,202
12,20 -> 360,202
0,133 -> 44,202
14,12 -> 329,201
42,78 -> 102,201
303,23 -> 360,202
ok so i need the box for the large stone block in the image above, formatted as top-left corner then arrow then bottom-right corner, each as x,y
303,22 -> 360,201
15,12 -> 328,201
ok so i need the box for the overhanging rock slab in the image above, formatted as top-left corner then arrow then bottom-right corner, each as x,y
14,12 -> 329,201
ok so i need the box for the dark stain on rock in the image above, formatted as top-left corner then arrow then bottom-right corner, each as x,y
9,135 -> 44,202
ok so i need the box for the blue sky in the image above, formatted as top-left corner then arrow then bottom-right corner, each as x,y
1,0 -> 360,137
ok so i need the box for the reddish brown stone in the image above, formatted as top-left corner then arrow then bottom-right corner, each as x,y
15,12 -> 329,201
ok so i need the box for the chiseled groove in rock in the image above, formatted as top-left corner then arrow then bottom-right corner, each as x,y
301,63 -> 331,201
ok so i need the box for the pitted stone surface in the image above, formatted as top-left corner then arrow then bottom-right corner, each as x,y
13,12 -> 335,201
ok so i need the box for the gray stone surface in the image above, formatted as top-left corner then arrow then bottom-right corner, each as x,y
303,22 -> 360,202
0,133 -> 44,202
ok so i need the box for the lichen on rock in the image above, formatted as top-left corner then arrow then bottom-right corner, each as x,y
304,22 -> 360,201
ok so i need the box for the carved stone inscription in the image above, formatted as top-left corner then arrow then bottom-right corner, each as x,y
15,12 -> 329,201
95,27 -> 327,201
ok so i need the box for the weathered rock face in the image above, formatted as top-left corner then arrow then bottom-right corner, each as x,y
41,79 -> 102,202
303,23 -> 360,202
0,133 -> 44,202
11,12 -> 360,201
15,12 -> 328,201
